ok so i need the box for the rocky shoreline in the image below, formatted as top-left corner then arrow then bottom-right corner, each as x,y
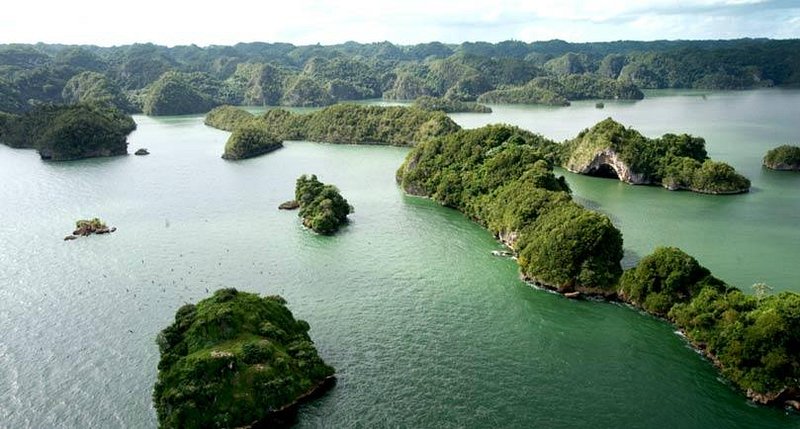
248,375 -> 337,428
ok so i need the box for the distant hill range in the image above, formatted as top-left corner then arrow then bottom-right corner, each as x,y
0,38 -> 798,115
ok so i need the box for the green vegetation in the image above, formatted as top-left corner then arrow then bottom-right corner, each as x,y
206,104 -> 461,147
142,71 -> 222,116
153,288 -> 334,428
619,247 -> 728,315
222,125 -> 282,160
295,175 -> 353,235
619,247 -> 800,403
478,84 -> 569,106
412,96 -> 491,113
70,217 -> 115,237
75,218 -> 107,231
0,103 -> 136,160
564,118 -> 750,194
478,75 -> 643,105
2,39 -> 797,116
204,105 -> 255,131
398,122 -> 799,405
763,144 -> 800,171
62,71 -> 133,112
398,124 -> 622,292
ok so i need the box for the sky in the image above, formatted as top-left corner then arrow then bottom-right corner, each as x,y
1,0 -> 799,46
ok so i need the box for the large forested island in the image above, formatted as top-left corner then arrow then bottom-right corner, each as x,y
153,288 -> 335,428
1,39 -> 799,116
564,118 -> 751,194
0,103 -> 136,160
206,104 -> 460,147
397,124 -> 800,408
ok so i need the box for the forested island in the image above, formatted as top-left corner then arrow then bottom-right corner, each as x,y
295,175 -> 352,235
564,118 -> 750,194
763,145 -> 800,171
206,104 -> 460,146
0,103 -> 136,160
397,124 -> 800,409
206,104 -> 749,195
477,75 -> 643,105
221,124 -> 282,160
1,39 -> 798,116
153,288 -> 335,428
412,96 -> 491,113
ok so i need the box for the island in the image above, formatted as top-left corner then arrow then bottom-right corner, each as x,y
153,288 -> 335,428
205,104 -> 461,147
763,145 -> 800,171
477,75 -> 643,106
295,174 -> 352,235
412,96 -> 492,113
65,218 -> 116,240
221,124 -> 282,160
619,247 -> 800,409
204,105 -> 256,131
563,118 -> 751,194
0,103 -> 136,161
397,123 -> 800,409
397,124 -> 621,293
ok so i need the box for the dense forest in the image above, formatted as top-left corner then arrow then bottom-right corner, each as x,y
295,174 -> 353,235
205,104 -> 461,146
153,288 -> 335,428
564,118 -> 751,194
397,125 -> 800,408
763,144 -> 800,171
0,103 -> 136,160
221,124 -> 283,160
0,39 -> 798,116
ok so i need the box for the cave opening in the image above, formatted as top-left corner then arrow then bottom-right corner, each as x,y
588,163 -> 620,179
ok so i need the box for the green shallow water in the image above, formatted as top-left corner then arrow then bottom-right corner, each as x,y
0,90 -> 798,428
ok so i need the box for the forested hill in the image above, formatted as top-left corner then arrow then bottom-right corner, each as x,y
0,38 -> 798,115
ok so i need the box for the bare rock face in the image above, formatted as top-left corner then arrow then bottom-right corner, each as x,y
566,149 -> 651,185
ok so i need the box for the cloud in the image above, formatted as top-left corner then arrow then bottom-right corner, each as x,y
0,0 -> 798,46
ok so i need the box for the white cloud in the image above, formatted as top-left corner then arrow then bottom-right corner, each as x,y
0,0 -> 797,46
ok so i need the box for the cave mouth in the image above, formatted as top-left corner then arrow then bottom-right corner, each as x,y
588,163 -> 620,180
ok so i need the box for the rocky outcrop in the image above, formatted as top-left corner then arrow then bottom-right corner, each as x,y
68,218 -> 116,239
764,162 -> 800,171
134,148 -> 149,155
278,200 -> 300,210
565,148 -> 651,184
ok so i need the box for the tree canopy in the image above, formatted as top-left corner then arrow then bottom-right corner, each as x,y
295,174 -> 353,235
0,103 -> 136,160
1,39 -> 798,115
397,124 -> 621,292
763,144 -> 800,171
153,288 -> 334,428
222,124 -> 282,160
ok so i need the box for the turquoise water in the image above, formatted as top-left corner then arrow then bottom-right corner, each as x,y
1,90 -> 798,428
